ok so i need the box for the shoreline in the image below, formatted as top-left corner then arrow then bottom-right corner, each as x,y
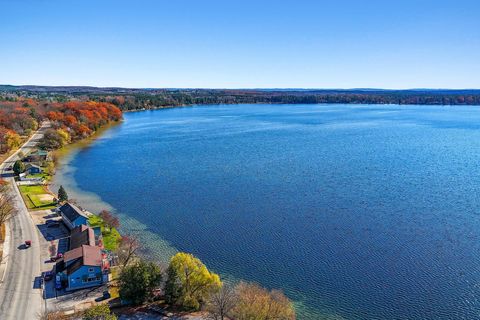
47,118 -> 179,264
120,102 -> 480,114
45,107 -> 327,319
46,121 -> 123,199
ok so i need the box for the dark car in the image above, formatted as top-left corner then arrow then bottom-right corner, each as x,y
50,253 -> 63,262
95,291 -> 111,302
43,271 -> 54,281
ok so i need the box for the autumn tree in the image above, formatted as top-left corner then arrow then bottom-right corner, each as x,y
165,252 -> 222,310
5,131 -> 21,150
56,128 -> 71,145
205,284 -> 237,320
39,129 -> 65,150
118,259 -> 163,305
98,210 -> 120,231
58,185 -> 68,202
231,282 -> 296,320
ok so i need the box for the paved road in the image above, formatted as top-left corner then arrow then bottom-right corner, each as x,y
0,123 -> 49,320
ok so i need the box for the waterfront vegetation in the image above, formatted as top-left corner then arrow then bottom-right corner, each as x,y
88,214 -> 121,251
113,251 -> 296,319
165,252 -> 222,310
118,259 -> 163,305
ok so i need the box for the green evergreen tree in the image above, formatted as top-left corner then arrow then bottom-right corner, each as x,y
12,160 -> 25,175
58,185 -> 68,202
118,259 -> 163,305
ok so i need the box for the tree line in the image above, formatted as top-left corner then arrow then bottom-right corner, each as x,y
100,90 -> 480,110
0,97 -> 122,153
3,87 -> 480,114
116,252 -> 296,320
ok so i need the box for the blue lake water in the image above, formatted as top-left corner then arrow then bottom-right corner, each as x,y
54,103 -> 480,319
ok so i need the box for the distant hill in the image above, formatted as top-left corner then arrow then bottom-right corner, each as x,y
1,85 -> 480,108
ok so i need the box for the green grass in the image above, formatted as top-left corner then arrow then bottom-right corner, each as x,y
88,215 -> 121,251
25,164 -> 53,182
26,172 -> 49,180
18,185 -> 57,210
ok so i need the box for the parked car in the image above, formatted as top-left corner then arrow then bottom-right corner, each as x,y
24,240 -> 31,248
50,253 -> 63,262
95,291 -> 111,302
43,271 -> 54,281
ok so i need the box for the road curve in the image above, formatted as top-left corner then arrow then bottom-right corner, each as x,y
0,123 -> 50,320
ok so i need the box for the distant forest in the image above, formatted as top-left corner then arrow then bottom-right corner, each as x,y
1,86 -> 480,111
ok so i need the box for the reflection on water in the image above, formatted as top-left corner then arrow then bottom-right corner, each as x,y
54,104 -> 480,319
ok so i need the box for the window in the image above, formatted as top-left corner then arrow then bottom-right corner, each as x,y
82,276 -> 101,283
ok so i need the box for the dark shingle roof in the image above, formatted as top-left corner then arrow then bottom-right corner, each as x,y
59,203 -> 88,223
70,225 -> 95,250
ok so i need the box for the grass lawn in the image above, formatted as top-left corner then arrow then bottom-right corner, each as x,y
88,215 -> 121,251
26,172 -> 50,180
18,184 -> 57,210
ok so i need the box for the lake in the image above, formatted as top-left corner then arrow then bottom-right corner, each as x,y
53,103 -> 480,319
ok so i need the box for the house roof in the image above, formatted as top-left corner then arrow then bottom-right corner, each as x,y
25,164 -> 41,170
63,246 -> 83,262
59,202 -> 88,223
30,150 -> 48,156
70,225 -> 95,250
63,245 -> 103,275
82,245 -> 103,266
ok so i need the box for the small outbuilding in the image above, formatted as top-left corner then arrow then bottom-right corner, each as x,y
25,164 -> 42,175
24,150 -> 48,162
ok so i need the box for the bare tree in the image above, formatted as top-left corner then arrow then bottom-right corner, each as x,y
38,309 -> 73,320
0,182 -> 17,236
99,210 -> 120,231
205,284 -> 237,320
116,234 -> 140,268
48,241 -> 57,257
230,282 -> 296,320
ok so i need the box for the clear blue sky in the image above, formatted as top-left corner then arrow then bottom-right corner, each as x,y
1,0 -> 479,89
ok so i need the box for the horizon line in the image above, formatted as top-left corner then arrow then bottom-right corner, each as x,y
1,84 -> 480,91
